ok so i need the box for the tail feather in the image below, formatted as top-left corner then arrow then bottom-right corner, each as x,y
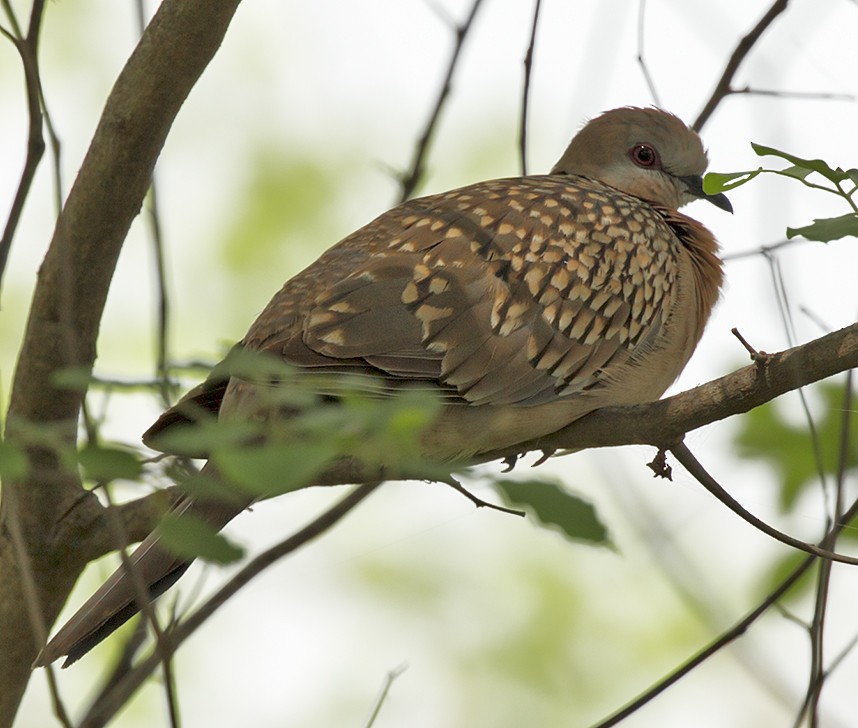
36,477 -> 247,668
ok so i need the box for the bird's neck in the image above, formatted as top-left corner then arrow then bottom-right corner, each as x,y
657,207 -> 724,336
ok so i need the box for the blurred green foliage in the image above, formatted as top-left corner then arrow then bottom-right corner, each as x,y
734,380 -> 857,514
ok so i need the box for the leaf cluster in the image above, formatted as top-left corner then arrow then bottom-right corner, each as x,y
705,144 -> 858,241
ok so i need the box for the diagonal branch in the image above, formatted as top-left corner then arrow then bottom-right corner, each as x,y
518,0 -> 542,175
693,0 -> 789,131
396,0 -> 486,202
485,320 -> 858,459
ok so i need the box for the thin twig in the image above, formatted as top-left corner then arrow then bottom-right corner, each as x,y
765,253 -> 832,521
635,0 -> 660,106
0,0 -> 48,299
722,237 -> 807,262
519,0 -> 542,175
363,663 -> 408,728
802,370 -> 855,726
693,0 -> 790,131
79,481 -> 383,728
76,618 -> 148,727
729,85 -> 855,102
670,442 -> 858,566
135,0 -> 174,410
396,0 -> 486,203
100,486 -> 181,728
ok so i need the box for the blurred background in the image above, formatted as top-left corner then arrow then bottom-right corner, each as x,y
2,1 -> 858,726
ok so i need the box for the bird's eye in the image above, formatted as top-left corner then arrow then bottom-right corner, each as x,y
629,144 -> 659,168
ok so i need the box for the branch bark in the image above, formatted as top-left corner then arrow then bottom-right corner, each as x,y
0,2 -> 241,724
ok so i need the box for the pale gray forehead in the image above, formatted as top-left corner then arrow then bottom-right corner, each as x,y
624,111 -> 708,174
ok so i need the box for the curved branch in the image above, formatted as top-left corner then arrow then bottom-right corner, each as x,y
671,442 -> 858,566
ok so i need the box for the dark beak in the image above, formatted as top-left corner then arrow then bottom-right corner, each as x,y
680,174 -> 733,214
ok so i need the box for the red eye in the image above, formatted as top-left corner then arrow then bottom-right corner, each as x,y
629,144 -> 659,168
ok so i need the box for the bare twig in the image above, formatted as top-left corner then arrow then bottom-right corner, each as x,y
100,487 -> 180,728
765,253 -> 832,520
729,85 -> 855,102
79,481 -> 383,728
363,663 -> 408,728
0,0 -> 47,298
519,0 -> 542,175
722,237 -> 807,262
444,478 -> 526,517
799,370 -> 854,727
635,0 -> 661,106
76,617 -> 148,726
693,0 -> 790,131
396,0 -> 486,203
669,442 -> 858,566
135,0 -> 174,410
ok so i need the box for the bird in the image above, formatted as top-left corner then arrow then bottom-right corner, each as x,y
37,106 -> 731,667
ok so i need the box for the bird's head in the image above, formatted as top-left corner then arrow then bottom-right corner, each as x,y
551,106 -> 732,213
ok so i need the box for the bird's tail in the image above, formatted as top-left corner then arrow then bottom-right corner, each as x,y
35,466 -> 247,668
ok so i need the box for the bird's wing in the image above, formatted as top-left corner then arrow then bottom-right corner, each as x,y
267,176 -> 680,407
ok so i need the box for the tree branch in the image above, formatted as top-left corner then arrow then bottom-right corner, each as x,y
396,0 -> 485,203
482,320 -> 858,460
0,2 -> 242,724
693,0 -> 789,132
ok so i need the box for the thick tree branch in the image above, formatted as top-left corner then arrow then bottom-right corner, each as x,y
66,487 -> 181,565
0,2 -> 242,724
483,320 -> 858,460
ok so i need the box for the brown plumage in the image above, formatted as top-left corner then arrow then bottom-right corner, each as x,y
37,107 -> 730,667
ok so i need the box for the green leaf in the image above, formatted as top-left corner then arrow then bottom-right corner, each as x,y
78,445 -> 143,482
212,440 -> 339,497
777,165 -> 814,181
846,168 -> 858,187
786,213 -> 858,242
0,441 -> 28,479
703,169 -> 761,194
151,420 -> 262,457
157,511 -> 244,564
751,143 -> 849,183
494,478 -> 611,547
